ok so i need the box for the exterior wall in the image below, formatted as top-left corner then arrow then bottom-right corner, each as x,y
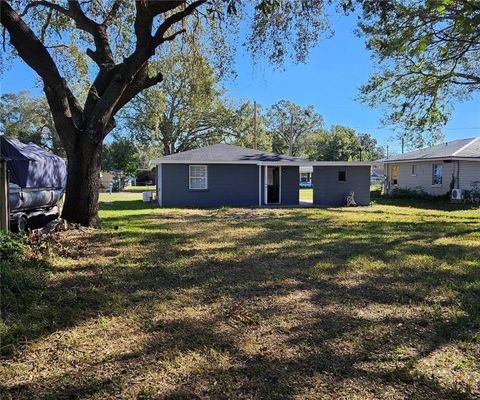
459,161 -> 480,190
260,165 -> 299,205
161,163 -> 260,207
385,161 -> 456,196
313,166 -> 371,206
281,166 -> 300,205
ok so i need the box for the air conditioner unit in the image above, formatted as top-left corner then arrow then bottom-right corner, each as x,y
451,189 -> 465,201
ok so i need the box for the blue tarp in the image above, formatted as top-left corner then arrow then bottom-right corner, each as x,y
0,137 -> 67,189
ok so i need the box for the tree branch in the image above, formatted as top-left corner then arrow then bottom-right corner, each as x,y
21,0 -> 115,67
21,1 -> 73,18
104,0 -> 122,25
1,1 -> 82,150
148,1 -> 185,16
153,0 -> 206,45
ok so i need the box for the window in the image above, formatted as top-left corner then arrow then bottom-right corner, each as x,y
432,163 -> 443,186
338,170 -> 346,182
189,165 -> 208,190
391,165 -> 399,185
411,164 -> 416,176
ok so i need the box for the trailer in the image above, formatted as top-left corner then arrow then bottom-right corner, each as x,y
0,137 -> 67,232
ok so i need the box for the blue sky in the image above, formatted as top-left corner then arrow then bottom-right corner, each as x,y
2,11 -> 479,153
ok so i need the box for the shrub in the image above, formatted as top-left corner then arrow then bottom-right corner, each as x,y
387,187 -> 446,200
0,231 -> 48,354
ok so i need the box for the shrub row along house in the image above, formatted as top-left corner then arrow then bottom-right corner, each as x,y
383,137 -> 480,198
149,144 -> 371,207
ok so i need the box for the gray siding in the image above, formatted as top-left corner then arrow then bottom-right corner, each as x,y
281,166 -> 300,205
313,166 -> 371,206
385,160 -> 480,194
162,164 -> 260,207
459,161 -> 480,190
386,161 -> 455,195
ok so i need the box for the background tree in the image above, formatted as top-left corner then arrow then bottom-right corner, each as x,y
225,100 -> 272,152
101,137 -> 141,177
266,100 -> 324,157
357,133 -> 385,161
353,0 -> 480,147
0,91 -> 64,156
123,42 -> 234,156
1,0 -> 330,226
311,125 -> 360,161
310,126 -> 384,161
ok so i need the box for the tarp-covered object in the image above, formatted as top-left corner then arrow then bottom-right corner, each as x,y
0,137 -> 67,189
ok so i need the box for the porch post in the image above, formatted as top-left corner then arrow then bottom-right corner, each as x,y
258,164 -> 262,207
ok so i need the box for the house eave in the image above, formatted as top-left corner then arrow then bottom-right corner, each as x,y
383,157 -> 480,164
148,159 -> 373,167
149,160 -> 309,166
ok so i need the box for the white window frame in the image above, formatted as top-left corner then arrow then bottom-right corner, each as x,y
189,165 -> 208,190
411,164 -> 417,176
432,163 -> 443,186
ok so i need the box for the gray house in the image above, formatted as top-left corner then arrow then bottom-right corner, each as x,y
383,137 -> 480,196
150,144 -> 371,208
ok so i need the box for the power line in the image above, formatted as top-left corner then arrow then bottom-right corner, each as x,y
351,127 -> 480,131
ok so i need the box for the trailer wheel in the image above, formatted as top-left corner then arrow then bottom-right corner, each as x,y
13,214 -> 28,233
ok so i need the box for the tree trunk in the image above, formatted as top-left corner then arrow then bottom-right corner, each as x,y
163,141 -> 172,155
61,136 -> 102,227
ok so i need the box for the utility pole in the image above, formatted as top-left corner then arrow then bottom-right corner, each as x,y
386,144 -> 389,159
401,136 -> 405,154
252,100 -> 257,150
288,113 -> 294,156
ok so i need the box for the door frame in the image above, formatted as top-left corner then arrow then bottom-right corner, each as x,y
264,165 -> 282,205
157,164 -> 162,207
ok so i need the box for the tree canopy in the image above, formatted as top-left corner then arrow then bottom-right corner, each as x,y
0,91 -> 64,156
227,100 -> 273,152
101,136 -> 141,176
123,38 -> 234,156
354,0 -> 480,147
266,100 -> 324,157
308,125 -> 384,161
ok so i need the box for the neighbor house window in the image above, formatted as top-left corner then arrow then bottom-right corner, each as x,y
432,163 -> 443,186
189,165 -> 208,190
411,164 -> 416,176
338,170 -> 347,182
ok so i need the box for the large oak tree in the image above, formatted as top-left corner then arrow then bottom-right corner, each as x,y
1,0 -> 330,226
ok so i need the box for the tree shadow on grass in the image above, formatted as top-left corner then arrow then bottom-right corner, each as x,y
2,207 -> 479,399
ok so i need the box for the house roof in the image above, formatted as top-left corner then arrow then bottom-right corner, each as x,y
149,143 -> 373,167
382,137 -> 480,163
150,144 -> 309,165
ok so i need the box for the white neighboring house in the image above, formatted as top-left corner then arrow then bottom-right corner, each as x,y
383,137 -> 480,196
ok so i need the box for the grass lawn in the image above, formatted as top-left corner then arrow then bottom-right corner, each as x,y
299,188 -> 313,201
124,185 -> 156,193
2,194 -> 480,399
